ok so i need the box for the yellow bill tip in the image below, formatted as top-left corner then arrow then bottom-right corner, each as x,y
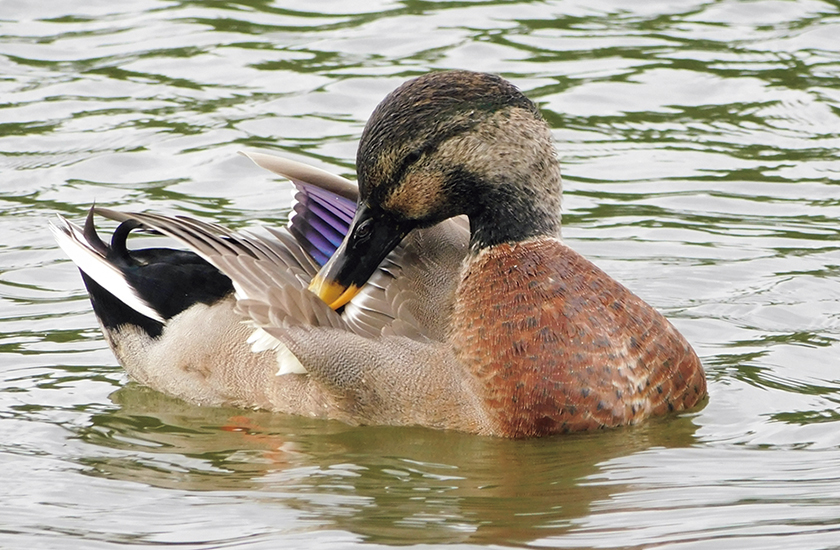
308,275 -> 360,310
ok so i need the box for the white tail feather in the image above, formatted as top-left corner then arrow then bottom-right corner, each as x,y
49,216 -> 166,324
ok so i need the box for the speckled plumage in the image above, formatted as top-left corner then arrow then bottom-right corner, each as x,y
453,238 -> 705,437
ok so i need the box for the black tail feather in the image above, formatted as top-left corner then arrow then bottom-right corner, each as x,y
80,212 -> 235,339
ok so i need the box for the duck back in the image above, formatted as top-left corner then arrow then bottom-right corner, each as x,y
451,237 -> 706,438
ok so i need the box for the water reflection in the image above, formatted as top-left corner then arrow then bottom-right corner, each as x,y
72,383 -> 702,545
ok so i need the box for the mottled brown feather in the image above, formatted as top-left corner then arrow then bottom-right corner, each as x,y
451,237 -> 706,438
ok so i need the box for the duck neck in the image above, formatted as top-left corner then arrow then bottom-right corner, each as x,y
466,177 -> 562,252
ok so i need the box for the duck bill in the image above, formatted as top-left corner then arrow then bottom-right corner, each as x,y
309,203 -> 411,310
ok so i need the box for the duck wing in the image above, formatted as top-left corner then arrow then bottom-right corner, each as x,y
241,151 -> 358,268
93,152 -> 469,343
93,208 -> 347,331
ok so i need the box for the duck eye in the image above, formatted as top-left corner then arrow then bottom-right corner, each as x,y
404,149 -> 423,165
354,219 -> 373,243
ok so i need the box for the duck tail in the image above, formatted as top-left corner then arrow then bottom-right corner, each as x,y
50,208 -> 166,328
51,208 -> 236,340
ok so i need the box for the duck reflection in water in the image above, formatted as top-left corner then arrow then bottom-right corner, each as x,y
81,384 -> 702,546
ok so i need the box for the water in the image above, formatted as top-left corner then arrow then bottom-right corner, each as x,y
2,0 -> 840,548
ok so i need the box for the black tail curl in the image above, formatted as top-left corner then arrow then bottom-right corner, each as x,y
80,208 -> 234,339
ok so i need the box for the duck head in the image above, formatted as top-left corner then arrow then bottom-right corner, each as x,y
310,70 -> 563,309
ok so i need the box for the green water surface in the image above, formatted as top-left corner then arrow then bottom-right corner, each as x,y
2,0 -> 840,548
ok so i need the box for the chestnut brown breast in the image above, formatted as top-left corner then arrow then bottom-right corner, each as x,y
451,238 -> 707,438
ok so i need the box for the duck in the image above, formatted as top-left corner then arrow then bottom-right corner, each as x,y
51,70 -> 707,438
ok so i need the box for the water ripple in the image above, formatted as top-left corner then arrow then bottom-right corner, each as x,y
2,0 -> 840,548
